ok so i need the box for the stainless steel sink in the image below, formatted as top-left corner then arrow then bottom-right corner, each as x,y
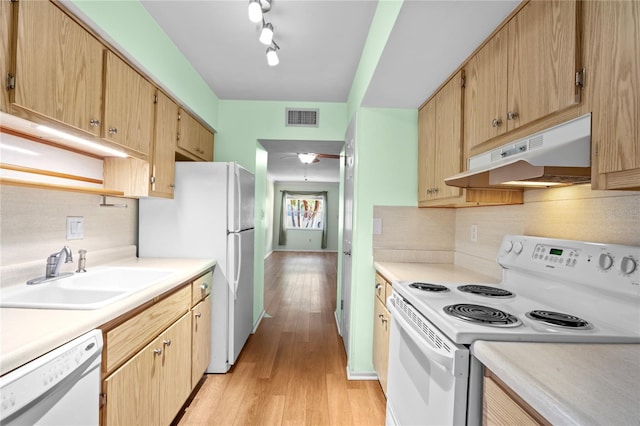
0,267 -> 177,310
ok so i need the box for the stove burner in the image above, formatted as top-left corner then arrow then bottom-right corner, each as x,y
526,310 -> 593,329
443,304 -> 521,327
409,282 -> 449,292
457,284 -> 514,298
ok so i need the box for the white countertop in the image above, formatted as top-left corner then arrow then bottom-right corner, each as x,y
473,341 -> 640,425
0,257 -> 215,376
374,261 -> 498,284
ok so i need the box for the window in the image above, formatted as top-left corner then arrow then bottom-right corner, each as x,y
285,195 -> 324,230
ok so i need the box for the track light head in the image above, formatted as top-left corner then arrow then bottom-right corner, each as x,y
266,46 -> 279,66
259,22 -> 274,45
248,0 -> 262,23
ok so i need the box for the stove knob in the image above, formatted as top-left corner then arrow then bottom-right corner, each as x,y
620,256 -> 637,275
503,241 -> 513,253
513,242 -> 523,254
598,253 -> 614,270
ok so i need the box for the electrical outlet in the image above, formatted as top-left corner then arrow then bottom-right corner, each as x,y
471,224 -> 478,243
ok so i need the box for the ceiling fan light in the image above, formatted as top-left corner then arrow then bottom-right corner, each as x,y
248,0 -> 262,23
266,46 -> 279,66
259,22 -> 274,45
298,153 -> 317,164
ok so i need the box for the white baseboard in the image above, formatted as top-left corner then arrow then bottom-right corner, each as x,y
252,309 -> 266,333
273,249 -> 339,253
346,367 -> 379,381
264,250 -> 273,259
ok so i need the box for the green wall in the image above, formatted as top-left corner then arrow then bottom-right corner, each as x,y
69,0 -> 419,377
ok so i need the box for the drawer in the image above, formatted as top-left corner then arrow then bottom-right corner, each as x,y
104,285 -> 191,374
375,273 -> 387,302
191,270 -> 213,305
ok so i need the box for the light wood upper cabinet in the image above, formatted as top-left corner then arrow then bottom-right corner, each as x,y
418,71 -> 463,204
102,50 -> 155,158
581,0 -> 640,190
464,0 -> 580,155
150,91 -> 178,198
177,108 -> 214,162
11,0 -> 103,136
1,0 -> 12,113
464,31 -> 508,154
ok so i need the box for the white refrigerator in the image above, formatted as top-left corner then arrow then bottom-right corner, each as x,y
138,162 -> 255,373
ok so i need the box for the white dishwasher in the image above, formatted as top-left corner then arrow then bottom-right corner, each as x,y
0,329 -> 103,426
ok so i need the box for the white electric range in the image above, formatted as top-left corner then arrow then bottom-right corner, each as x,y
385,235 -> 640,426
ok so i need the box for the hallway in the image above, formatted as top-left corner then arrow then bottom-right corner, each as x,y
176,252 -> 386,425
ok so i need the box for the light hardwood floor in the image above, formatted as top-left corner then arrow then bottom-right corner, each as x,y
175,251 -> 386,426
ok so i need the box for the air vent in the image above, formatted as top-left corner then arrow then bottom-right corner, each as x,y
286,108 -> 319,127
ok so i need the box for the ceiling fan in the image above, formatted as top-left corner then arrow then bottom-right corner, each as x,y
280,153 -> 341,164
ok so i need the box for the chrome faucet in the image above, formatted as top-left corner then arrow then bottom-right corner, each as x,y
27,246 -> 75,285
46,246 -> 74,278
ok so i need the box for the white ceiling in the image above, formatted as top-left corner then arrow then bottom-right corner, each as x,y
67,0 -> 521,182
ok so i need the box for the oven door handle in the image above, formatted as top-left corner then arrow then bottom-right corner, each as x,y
388,298 -> 455,374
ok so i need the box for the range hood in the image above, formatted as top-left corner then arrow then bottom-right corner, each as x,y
445,113 -> 592,189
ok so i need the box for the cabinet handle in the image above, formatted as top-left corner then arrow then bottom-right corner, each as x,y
163,339 -> 172,347
507,111 -> 519,120
426,189 -> 432,195
153,348 -> 162,355
200,283 -> 209,291
375,283 -> 382,290
195,312 -> 202,318
491,118 -> 502,128
433,187 -> 439,193
108,127 -> 118,135
89,119 -> 100,127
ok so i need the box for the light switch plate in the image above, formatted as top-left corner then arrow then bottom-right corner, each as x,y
372,218 -> 383,235
67,216 -> 84,240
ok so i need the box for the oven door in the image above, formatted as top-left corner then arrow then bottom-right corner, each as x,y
386,292 -> 469,426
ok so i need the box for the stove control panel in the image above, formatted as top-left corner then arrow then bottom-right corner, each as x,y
498,235 -> 640,293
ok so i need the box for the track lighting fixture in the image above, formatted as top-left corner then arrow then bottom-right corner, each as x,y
248,0 -> 280,66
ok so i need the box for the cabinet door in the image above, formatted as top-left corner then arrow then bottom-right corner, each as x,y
13,0 -> 103,136
433,72 -> 463,200
103,337 -> 159,426
103,50 -> 154,157
191,296 -> 211,388
582,0 -> 639,190
1,0 -> 12,112
159,313 -> 192,426
373,296 -> 390,395
150,91 -> 177,198
177,109 -> 201,158
464,30 -> 508,154
507,0 -> 579,131
417,102 -> 435,204
198,125 -> 214,162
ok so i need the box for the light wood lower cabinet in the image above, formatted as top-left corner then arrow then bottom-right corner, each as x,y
191,295 -> 211,388
483,370 -> 548,426
373,273 -> 391,395
103,312 -> 191,426
101,269 -> 213,426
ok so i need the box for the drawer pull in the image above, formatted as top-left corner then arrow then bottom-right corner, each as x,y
195,312 -> 202,318
200,283 -> 209,291
153,348 -> 162,356
163,339 -> 172,347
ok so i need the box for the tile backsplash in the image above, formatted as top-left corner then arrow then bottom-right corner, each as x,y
374,185 -> 640,280
0,185 -> 138,286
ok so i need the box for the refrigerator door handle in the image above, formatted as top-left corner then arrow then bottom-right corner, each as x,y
233,232 -> 242,301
